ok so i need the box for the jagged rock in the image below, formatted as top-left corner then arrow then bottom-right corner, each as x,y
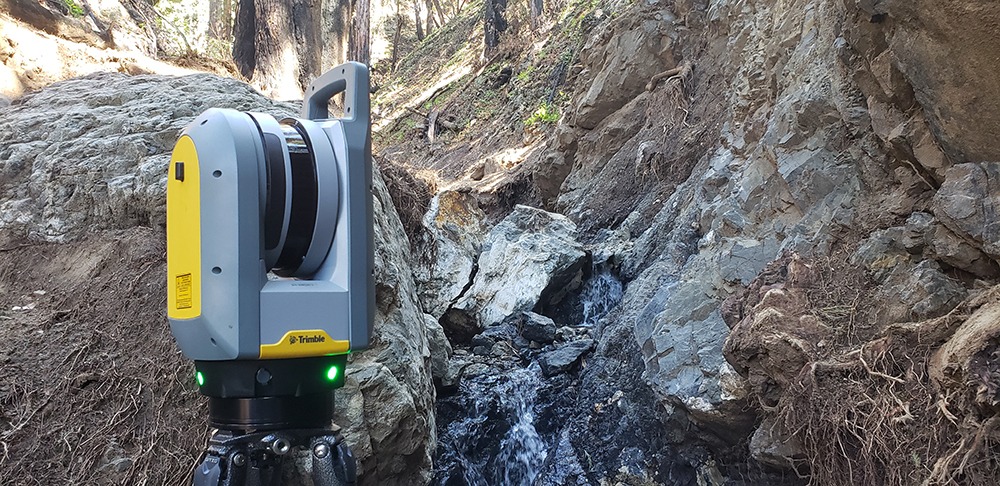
470,322 -> 519,349
903,212 -> 999,278
558,92 -> 649,216
441,205 -> 586,341
572,7 -> 676,129
934,163 -> 1000,260
886,0 -> 1000,163
0,73 -> 435,485
749,416 -> 806,470
424,313 -> 453,382
516,311 -> 557,344
413,190 -> 488,319
884,113 -> 951,183
853,229 -> 968,323
539,339 -> 594,377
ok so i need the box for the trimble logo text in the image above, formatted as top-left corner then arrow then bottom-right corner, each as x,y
288,334 -> 326,345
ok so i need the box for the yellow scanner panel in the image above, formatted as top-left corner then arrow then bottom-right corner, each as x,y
260,330 -> 350,359
167,136 -> 202,320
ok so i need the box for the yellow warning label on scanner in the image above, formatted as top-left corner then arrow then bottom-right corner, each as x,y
175,274 -> 193,309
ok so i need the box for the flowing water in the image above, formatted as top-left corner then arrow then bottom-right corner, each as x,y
579,268 -> 624,327
435,365 -> 548,485
433,267 -> 625,485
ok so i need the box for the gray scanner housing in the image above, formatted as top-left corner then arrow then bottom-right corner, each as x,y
168,62 -> 374,361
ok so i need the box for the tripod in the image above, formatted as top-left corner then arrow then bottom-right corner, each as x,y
192,426 -> 357,486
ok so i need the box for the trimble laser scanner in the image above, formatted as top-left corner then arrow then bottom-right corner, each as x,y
166,62 -> 372,485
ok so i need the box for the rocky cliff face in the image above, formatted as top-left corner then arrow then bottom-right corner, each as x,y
0,73 -> 436,484
507,0 -> 1000,483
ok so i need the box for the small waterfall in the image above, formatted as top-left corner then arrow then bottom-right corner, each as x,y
434,267 -> 625,485
579,268 -> 624,327
497,365 -> 548,485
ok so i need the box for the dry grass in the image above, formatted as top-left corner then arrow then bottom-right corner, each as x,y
733,253 -> 1000,485
0,229 -> 204,485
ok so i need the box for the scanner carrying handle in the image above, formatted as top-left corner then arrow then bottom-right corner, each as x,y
301,62 -> 370,143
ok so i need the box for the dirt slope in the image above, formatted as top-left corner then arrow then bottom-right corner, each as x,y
0,228 -> 203,484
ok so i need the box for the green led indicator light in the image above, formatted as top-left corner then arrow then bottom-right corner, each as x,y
326,365 -> 339,381
196,371 -> 205,387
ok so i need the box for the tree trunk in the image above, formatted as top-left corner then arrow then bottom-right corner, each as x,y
349,0 -> 370,65
223,0 -> 233,37
208,0 -> 223,38
424,0 -> 434,36
412,0 -> 424,41
483,0 -> 507,53
529,0 -> 542,30
429,0 -> 447,26
232,0 -> 320,99
321,0 -> 351,72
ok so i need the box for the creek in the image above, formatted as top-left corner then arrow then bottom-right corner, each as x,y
432,267 -> 624,485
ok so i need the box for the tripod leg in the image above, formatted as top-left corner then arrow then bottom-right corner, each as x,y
192,452 -> 223,486
310,433 -> 357,486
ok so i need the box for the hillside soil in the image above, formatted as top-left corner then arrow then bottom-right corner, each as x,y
0,228 -> 203,484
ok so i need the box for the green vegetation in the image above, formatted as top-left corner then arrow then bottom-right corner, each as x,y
524,101 -> 560,126
516,66 -> 536,83
62,0 -> 85,18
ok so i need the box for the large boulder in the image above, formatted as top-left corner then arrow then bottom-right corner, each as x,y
413,190 -> 488,319
440,205 -> 587,342
0,72 -> 294,244
0,73 -> 435,484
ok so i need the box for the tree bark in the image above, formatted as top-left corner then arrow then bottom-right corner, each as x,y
223,0 -> 233,37
429,0 -> 447,26
208,0 -> 224,38
412,0 -> 424,41
349,0 -> 370,65
424,0 -> 434,36
321,0 -> 351,71
529,0 -> 542,30
232,0 -> 320,99
483,0 -> 507,53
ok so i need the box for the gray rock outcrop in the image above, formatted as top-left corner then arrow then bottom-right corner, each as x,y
0,73 -> 435,484
0,72 -> 295,244
572,8 -> 676,129
523,0 -> 1000,481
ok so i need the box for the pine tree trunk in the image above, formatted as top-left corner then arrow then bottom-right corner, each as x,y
232,0 -> 320,99
349,0 -> 370,64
